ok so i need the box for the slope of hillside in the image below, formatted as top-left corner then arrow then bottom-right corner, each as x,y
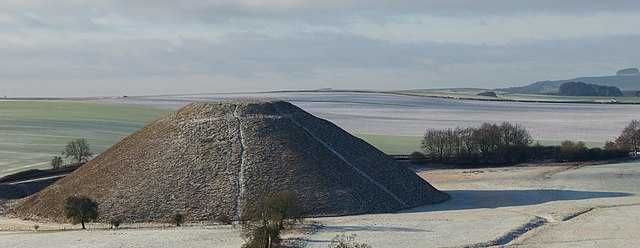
13,101 -> 448,223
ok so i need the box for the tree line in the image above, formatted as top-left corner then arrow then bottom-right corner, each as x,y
414,120 -> 639,165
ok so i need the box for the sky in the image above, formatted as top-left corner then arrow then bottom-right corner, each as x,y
1,0 -> 639,97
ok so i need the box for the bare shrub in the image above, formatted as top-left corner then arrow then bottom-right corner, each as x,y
242,191 -> 302,248
51,156 -> 63,169
328,234 -> 371,248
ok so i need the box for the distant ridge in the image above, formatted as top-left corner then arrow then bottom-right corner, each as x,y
501,68 -> 640,94
13,101 -> 447,223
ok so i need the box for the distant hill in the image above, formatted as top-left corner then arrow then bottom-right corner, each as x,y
558,82 -> 623,97
501,68 -> 640,94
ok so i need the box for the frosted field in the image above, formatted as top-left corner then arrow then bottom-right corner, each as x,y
2,92 -> 640,175
111,91 -> 640,146
3,161 -> 639,247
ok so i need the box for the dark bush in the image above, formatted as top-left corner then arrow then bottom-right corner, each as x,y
558,140 -> 588,161
215,215 -> 232,225
110,218 -> 122,229
173,213 -> 184,227
408,151 -> 427,164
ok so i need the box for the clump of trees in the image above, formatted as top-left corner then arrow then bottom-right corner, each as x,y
64,195 -> 98,229
420,122 -> 532,164
416,121 -> 635,166
558,81 -> 623,97
241,191 -> 302,248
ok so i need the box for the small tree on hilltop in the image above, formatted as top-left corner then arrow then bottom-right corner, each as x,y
51,156 -> 63,169
62,138 -> 93,164
64,195 -> 98,229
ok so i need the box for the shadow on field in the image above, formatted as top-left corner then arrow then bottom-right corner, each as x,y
406,189 -> 634,212
0,177 -> 60,200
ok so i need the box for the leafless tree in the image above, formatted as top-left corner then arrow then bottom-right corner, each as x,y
615,120 -> 640,153
62,138 -> 93,164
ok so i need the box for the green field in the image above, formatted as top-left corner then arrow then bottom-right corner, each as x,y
0,100 -> 604,177
354,134 -> 422,155
0,101 -> 424,177
0,101 -> 168,176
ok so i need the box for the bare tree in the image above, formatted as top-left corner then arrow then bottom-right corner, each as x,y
241,191 -> 302,248
62,138 -> 93,164
51,156 -> 63,169
471,123 -> 502,160
421,129 -> 448,161
264,191 -> 301,228
615,120 -> 640,153
499,122 -> 533,146
64,195 -> 98,229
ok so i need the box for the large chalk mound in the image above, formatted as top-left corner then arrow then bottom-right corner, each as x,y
14,101 -> 447,222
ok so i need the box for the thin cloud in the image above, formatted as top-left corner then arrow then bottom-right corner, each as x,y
0,1 -> 638,96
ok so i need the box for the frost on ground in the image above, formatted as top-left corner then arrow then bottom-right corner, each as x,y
2,162 -> 639,248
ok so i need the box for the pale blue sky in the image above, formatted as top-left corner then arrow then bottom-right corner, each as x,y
1,0 -> 639,96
